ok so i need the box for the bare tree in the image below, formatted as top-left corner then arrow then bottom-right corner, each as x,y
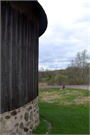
68,49 -> 89,85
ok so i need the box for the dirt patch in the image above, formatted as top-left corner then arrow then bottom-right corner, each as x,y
42,92 -> 49,95
42,91 -> 61,96
63,102 -> 73,105
38,83 -> 47,86
72,90 -> 82,95
65,90 -> 82,96
42,100 -> 54,103
74,96 -> 90,102
40,90 -> 90,105
41,90 -> 77,103
42,94 -> 62,103
41,91 -> 63,103
65,93 -> 71,95
73,90 -> 79,93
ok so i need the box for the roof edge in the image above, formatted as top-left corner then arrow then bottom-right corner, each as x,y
34,1 -> 48,37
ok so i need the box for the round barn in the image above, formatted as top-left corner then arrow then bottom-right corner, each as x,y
1,1 -> 47,134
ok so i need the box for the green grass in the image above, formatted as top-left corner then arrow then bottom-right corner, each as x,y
39,104 -> 89,134
33,117 -> 48,134
39,88 -> 89,108
33,88 -> 89,134
41,78 -> 47,81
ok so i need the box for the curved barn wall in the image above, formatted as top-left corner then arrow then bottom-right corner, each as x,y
1,2 -> 39,113
1,2 -> 40,134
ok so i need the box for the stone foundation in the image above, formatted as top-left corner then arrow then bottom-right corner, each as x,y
0,97 -> 39,134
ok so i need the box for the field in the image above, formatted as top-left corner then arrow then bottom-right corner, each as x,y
33,88 -> 90,134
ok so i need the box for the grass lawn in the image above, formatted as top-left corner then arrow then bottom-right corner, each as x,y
41,78 -> 47,81
33,88 -> 89,134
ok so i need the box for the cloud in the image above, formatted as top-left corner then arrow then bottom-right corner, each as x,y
81,1 -> 89,9
75,15 -> 89,23
38,0 -> 89,70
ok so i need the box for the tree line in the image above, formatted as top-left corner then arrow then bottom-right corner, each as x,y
38,49 -> 90,85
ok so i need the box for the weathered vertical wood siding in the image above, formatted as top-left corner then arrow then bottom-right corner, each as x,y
1,2 -> 39,113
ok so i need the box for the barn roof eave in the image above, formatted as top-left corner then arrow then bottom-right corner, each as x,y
34,1 -> 48,37
2,1 -> 48,37
23,1 -> 48,37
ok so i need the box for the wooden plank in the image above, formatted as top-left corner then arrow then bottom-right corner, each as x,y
12,8 -> 17,110
15,10 -> 20,109
25,16 -> 28,104
36,22 -> 39,97
9,4 -> 13,111
26,18 -> 29,103
34,24 -> 37,98
33,23 -> 35,99
22,14 -> 26,103
1,2 -> 6,113
4,3 -> 12,112
14,10 -> 19,109
28,20 -> 32,101
30,21 -> 34,101
6,3 -> 12,111
18,12 -> 23,107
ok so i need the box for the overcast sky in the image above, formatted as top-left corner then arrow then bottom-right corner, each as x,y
38,0 -> 90,71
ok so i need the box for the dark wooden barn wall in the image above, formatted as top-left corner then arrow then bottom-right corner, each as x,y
1,2 -> 39,113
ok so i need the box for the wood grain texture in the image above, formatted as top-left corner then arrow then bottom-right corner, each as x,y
1,2 -> 39,113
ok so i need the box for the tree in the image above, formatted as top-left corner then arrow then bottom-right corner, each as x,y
67,49 -> 89,85
56,74 -> 67,85
40,67 -> 44,71
48,76 -> 55,86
